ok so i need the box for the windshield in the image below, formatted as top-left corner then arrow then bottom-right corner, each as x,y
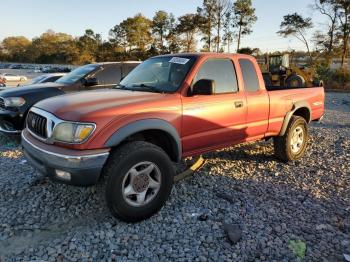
117,56 -> 196,93
56,64 -> 98,85
26,75 -> 46,85
270,56 -> 282,67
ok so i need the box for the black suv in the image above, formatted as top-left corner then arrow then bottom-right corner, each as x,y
0,62 -> 140,138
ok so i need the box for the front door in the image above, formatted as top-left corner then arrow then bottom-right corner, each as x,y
181,58 -> 247,155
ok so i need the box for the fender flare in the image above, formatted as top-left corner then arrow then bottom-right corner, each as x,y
104,119 -> 182,162
279,101 -> 311,136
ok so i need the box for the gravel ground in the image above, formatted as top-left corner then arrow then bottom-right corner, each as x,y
0,92 -> 349,262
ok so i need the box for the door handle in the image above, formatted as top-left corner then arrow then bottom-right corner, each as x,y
234,101 -> 243,108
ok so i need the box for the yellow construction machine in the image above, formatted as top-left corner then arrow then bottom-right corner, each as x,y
261,54 -> 323,88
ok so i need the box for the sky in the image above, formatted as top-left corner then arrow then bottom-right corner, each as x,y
0,0 -> 329,52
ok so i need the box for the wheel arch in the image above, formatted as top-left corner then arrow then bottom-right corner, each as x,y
279,101 -> 311,136
104,119 -> 182,162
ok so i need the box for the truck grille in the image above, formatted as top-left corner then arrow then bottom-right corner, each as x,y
0,98 -> 5,109
27,112 -> 47,139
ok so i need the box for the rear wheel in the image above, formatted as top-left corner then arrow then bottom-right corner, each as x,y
104,141 -> 174,222
273,116 -> 308,162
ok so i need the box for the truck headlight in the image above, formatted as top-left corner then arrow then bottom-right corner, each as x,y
52,122 -> 95,143
4,97 -> 26,107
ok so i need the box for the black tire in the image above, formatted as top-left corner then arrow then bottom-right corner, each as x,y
312,79 -> 324,87
104,141 -> 174,222
273,116 -> 308,162
286,75 -> 305,88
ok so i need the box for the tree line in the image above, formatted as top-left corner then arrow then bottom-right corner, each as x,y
0,0 -> 348,67
0,0 -> 257,65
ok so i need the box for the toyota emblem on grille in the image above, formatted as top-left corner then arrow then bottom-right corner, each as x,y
31,118 -> 36,128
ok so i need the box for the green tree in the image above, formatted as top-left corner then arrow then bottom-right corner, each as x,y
121,14 -> 153,52
152,11 -> 171,52
166,13 -> 181,53
197,0 -> 217,51
312,30 -> 330,54
109,24 -> 128,52
176,14 -> 200,52
336,0 -> 350,67
77,29 -> 102,63
313,0 -> 339,58
237,47 -> 260,55
222,11 -> 234,52
0,45 -> 5,61
232,0 -> 257,52
30,30 -> 79,64
214,0 -> 231,52
278,13 -> 313,62
2,36 -> 31,62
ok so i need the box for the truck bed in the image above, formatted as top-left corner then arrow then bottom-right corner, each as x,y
265,86 -> 325,136
265,85 -> 317,92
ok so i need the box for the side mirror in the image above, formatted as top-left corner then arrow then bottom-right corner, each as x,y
192,79 -> 215,96
83,77 -> 99,87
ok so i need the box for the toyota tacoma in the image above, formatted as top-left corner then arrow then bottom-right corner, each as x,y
21,53 -> 324,222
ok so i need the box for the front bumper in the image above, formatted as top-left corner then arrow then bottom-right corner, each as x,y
22,129 -> 110,186
0,108 -> 23,135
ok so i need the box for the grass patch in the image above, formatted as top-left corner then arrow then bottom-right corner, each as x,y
289,239 -> 307,260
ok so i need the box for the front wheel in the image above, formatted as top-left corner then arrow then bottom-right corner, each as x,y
273,116 -> 308,162
104,141 -> 174,222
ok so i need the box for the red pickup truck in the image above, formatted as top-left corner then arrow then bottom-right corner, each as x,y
22,53 -> 324,222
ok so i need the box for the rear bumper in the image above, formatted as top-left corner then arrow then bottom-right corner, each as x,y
22,129 -> 110,186
0,108 -> 23,135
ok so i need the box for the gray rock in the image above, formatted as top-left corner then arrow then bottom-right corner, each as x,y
224,223 -> 242,244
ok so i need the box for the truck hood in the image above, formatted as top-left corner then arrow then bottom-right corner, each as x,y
34,89 -> 168,122
0,82 -> 66,97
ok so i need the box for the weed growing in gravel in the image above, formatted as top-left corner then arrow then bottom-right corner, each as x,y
289,239 -> 307,260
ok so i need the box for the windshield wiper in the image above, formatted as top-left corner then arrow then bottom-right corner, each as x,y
114,84 -> 130,90
131,84 -> 162,93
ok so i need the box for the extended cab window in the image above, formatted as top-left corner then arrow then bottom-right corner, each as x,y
239,59 -> 260,92
193,59 -> 238,94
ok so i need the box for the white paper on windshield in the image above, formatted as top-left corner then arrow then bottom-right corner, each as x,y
169,57 -> 190,65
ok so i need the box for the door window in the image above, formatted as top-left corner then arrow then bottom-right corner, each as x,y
92,65 -> 122,85
192,59 -> 238,94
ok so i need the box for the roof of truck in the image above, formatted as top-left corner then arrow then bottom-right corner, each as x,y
92,61 -> 142,66
155,52 -> 251,59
